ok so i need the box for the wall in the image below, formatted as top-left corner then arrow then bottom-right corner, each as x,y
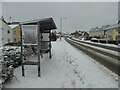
89,30 -> 105,38
107,28 -> 118,40
0,20 -> 12,46
12,25 -> 21,43
0,3 -> 2,46
0,20 -> 2,46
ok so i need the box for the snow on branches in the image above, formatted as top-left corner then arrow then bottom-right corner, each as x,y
0,46 -> 21,84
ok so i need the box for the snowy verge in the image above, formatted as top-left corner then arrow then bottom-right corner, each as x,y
72,37 -> 118,48
70,37 -> 118,56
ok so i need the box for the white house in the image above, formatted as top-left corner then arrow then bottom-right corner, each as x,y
0,18 -> 12,46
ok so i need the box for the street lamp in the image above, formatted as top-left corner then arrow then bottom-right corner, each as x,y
60,17 -> 67,41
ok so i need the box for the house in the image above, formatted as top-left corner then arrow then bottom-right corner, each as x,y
107,24 -> 120,40
89,28 -> 96,37
89,23 -> 120,41
0,17 -> 12,46
82,31 -> 89,37
117,24 -> 120,40
71,31 -> 82,37
12,25 -> 21,43
89,28 -> 105,39
74,31 -> 80,37
89,26 -> 107,39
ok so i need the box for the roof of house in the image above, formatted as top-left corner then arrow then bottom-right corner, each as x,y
0,18 -> 13,29
110,24 -> 118,29
0,17 -> 7,24
90,23 -> 120,32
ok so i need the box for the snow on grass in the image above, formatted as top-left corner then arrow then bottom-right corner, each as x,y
3,38 -> 118,88
72,37 -> 118,48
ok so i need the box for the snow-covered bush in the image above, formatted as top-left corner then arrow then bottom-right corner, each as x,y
2,46 -> 21,68
2,65 -> 14,84
0,59 -> 2,87
0,46 -> 21,84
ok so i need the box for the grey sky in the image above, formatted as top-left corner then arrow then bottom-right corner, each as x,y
2,2 -> 118,33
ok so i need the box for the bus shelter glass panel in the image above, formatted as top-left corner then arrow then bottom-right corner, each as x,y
21,25 -> 38,62
42,33 -> 49,41
41,33 -> 49,50
22,25 -> 37,45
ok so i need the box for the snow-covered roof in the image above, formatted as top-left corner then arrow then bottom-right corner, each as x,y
90,27 -> 104,32
96,28 -> 103,31
78,31 -> 82,34
90,23 -> 120,32
110,24 -> 118,29
0,17 -> 7,24
102,25 -> 110,30
9,25 -> 19,29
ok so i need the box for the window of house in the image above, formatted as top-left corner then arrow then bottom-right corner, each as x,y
109,36 -> 112,39
118,27 -> 120,32
116,35 -> 120,40
8,38 -> 10,43
116,28 -> 118,31
105,31 -> 107,35
109,29 -> 112,32
14,31 -> 16,35
7,29 -> 10,34
14,38 -> 16,43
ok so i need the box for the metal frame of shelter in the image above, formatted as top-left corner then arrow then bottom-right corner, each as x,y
8,18 -> 57,77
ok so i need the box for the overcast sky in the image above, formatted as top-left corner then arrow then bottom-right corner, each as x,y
2,2 -> 118,33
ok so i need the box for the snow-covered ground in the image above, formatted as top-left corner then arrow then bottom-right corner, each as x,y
4,38 -> 118,88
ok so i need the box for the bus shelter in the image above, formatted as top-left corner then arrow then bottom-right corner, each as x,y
19,18 -> 57,77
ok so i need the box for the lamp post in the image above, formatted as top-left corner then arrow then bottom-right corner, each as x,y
60,17 -> 67,41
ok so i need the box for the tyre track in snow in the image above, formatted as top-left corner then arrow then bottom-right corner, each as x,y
65,37 -> 120,76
